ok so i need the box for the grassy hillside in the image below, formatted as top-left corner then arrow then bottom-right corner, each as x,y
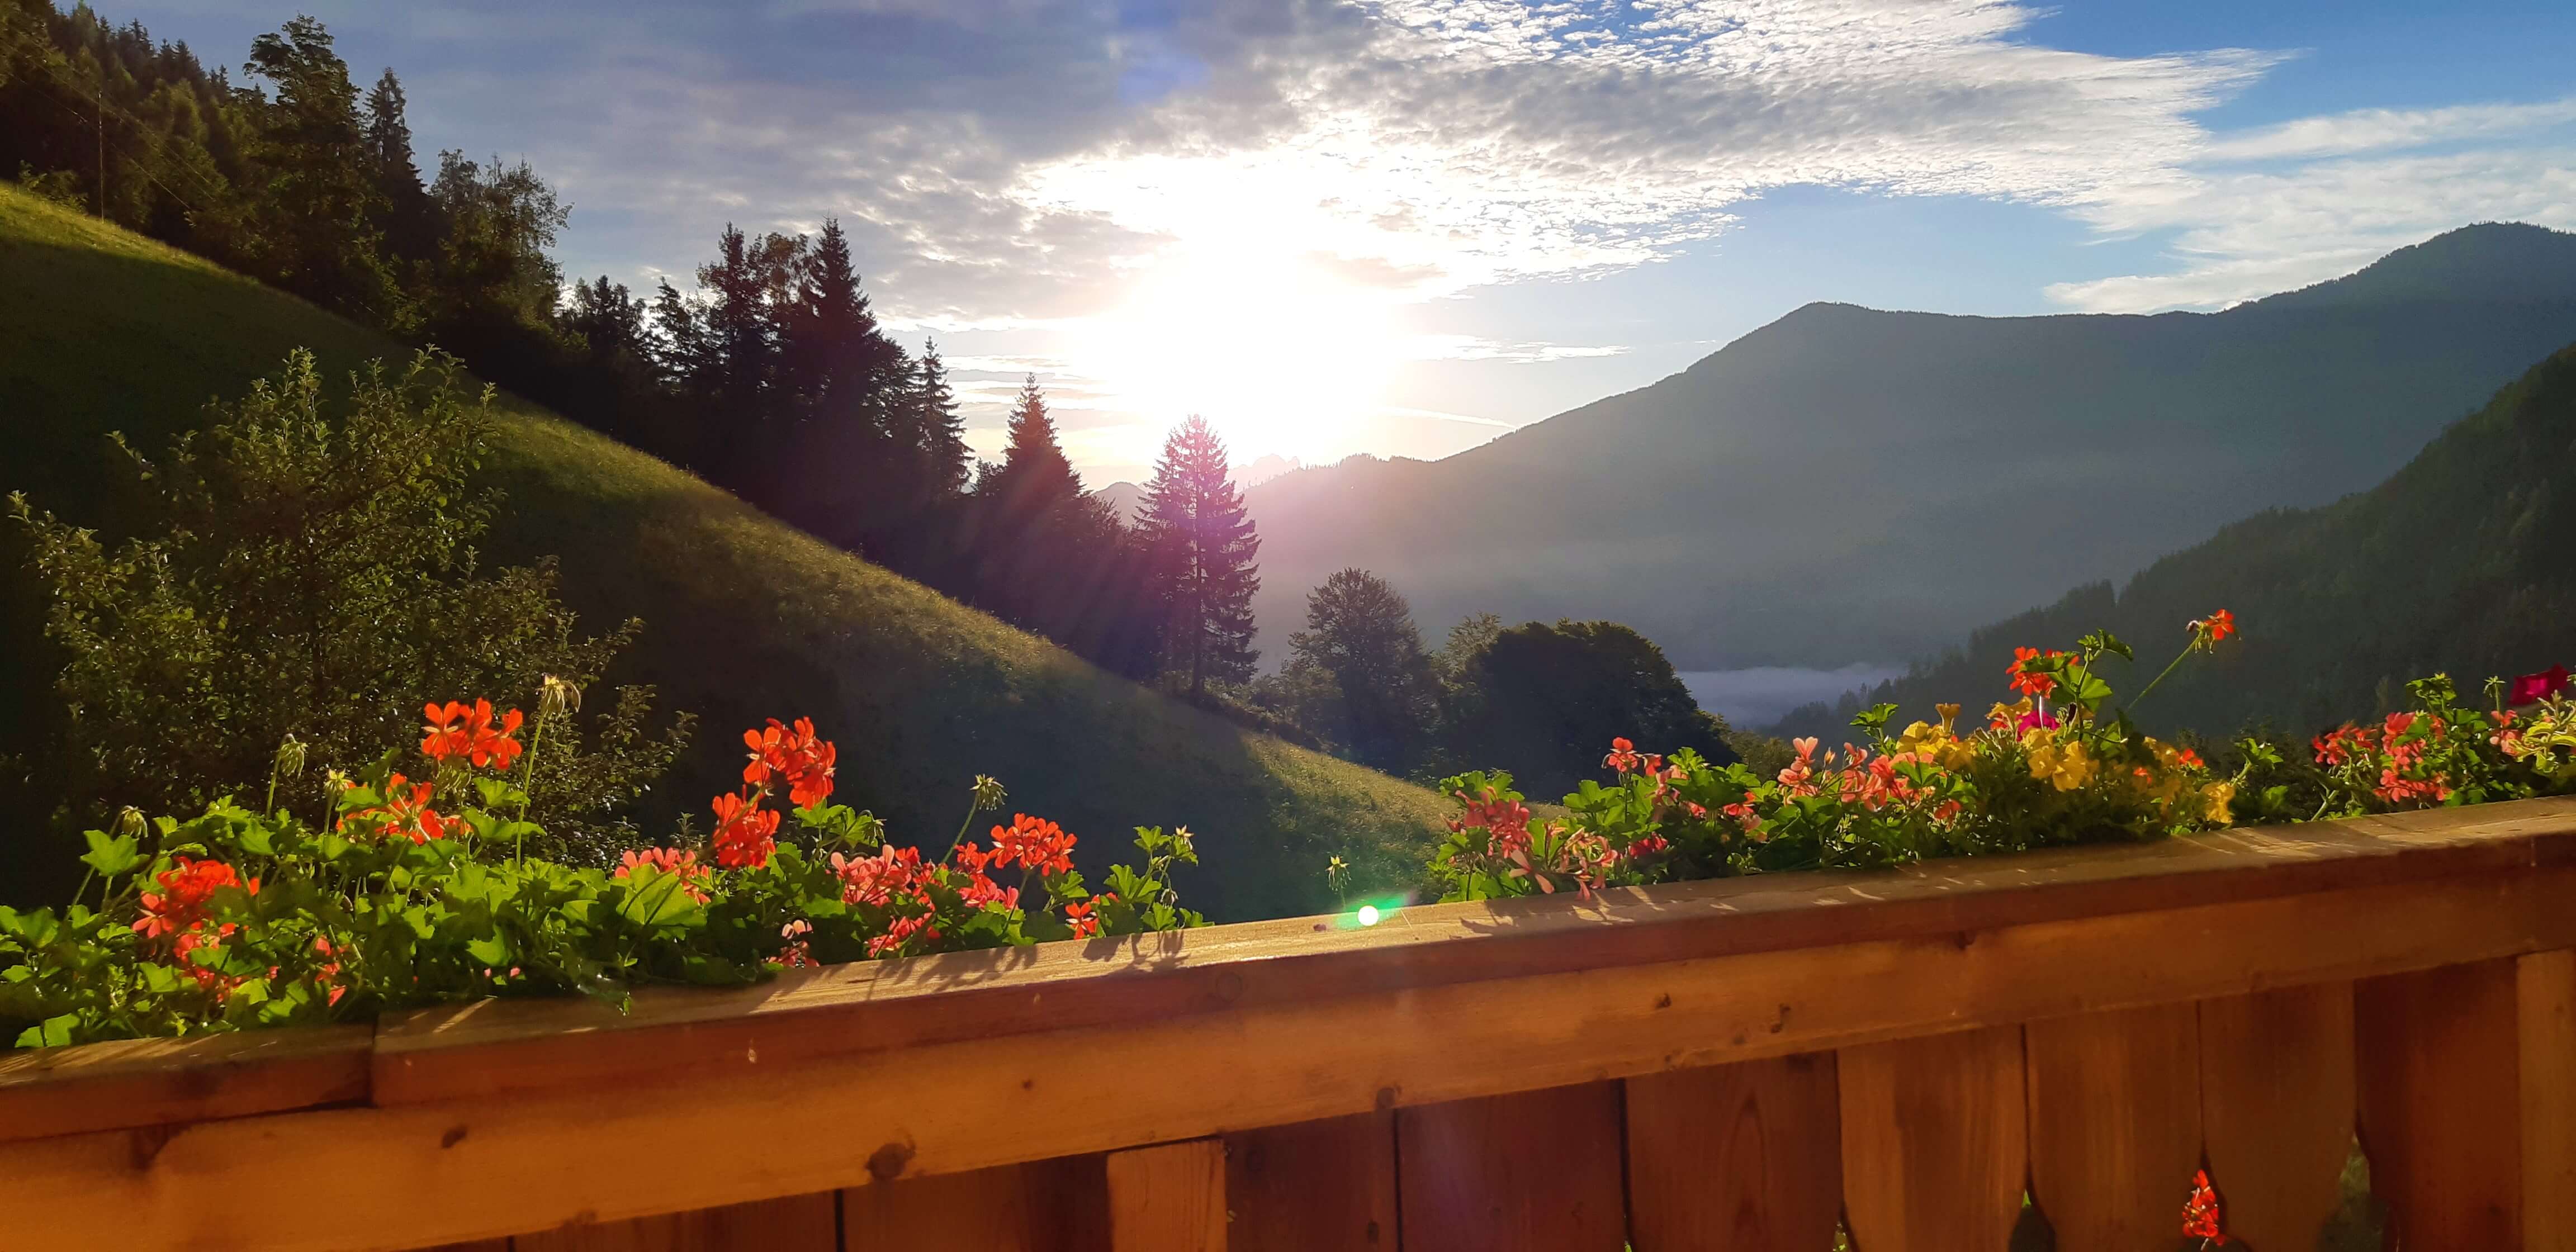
1771,338 -> 2576,741
0,183 -> 1448,921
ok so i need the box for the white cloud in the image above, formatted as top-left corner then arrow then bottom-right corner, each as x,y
2199,97 -> 2576,163
2049,147 -> 2576,312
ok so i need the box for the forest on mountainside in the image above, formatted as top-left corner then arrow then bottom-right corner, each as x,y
1772,338 -> 2576,742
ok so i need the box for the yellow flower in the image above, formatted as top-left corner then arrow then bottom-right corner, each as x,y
1935,703 -> 1962,732
2201,780 -> 2236,826
2026,738 -> 2095,791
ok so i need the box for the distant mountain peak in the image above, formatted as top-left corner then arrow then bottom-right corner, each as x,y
2252,221 -> 2576,311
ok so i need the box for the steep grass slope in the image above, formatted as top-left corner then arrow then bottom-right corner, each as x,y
0,184 -> 1446,920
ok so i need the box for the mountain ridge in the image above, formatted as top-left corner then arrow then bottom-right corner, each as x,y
1245,221 -> 2576,671
1769,333 -> 2576,740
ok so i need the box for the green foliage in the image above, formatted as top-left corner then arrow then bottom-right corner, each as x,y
9,348 -> 689,861
239,16 -> 402,323
0,181 -> 1451,923
1782,338 -> 2576,744
1435,616 -> 2576,903
1284,568 -> 1438,773
0,725 -> 1202,1047
1444,618 -> 1737,800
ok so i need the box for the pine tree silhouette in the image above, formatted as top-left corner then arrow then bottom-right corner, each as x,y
1143,416 -> 1262,695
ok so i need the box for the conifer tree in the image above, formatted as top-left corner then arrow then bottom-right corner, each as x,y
359,68 -> 432,263
787,218 -> 906,419
902,338 -> 970,497
240,16 -> 399,321
982,374 -> 1082,519
1142,416 -> 1262,694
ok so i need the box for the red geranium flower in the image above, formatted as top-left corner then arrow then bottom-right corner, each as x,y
421,699 -> 525,770
710,791 -> 780,869
743,717 -> 836,809
1603,737 -> 1642,773
132,857 -> 253,940
990,813 -> 1077,876
2509,665 -> 2572,706
2182,1168 -> 2227,1244
2007,647 -> 2060,698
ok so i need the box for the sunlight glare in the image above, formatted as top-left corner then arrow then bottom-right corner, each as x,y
1076,245 -> 1399,466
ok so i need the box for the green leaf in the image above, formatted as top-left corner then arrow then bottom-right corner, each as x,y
466,935 -> 510,967
79,830 -> 143,878
23,1013 -> 77,1047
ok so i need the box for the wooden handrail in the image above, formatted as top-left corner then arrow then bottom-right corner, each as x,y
5,796 -> 2575,1250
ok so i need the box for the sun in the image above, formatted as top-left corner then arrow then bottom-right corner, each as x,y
1076,244 -> 1400,466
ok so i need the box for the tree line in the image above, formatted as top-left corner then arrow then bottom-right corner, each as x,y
0,3 -> 1268,689
1251,570 -> 1748,796
2,2 -> 1761,795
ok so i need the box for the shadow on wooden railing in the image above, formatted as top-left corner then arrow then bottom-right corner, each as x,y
6,796 -> 2575,1251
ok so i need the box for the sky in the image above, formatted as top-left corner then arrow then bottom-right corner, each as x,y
115,0 -> 2576,484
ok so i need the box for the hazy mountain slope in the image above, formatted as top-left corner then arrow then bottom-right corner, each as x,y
1247,224 -> 2576,670
0,183 -> 1447,920
1772,337 -> 2576,741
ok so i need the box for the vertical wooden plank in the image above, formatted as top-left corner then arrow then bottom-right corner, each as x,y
1226,1112 -> 1396,1251
2357,957 -> 2524,1250
516,1192 -> 836,1251
2522,951 -> 2576,1252
2025,1003 -> 2203,1251
1625,1054 -> 1841,1251
844,1156 -> 1109,1252
1396,1082 -> 1627,1252
2198,982 -> 2356,1252
1107,1139 -> 1226,1252
1839,1025 -> 2026,1252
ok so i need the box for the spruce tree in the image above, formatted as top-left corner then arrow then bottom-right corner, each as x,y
359,68 -> 432,263
240,16 -> 399,321
787,218 -> 907,418
983,374 -> 1082,518
1142,416 -> 1262,694
905,338 -> 970,497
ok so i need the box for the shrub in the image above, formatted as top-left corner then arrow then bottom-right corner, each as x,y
8,349 -> 690,861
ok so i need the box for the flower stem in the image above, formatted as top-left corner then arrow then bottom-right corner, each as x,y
944,795 -> 982,862
515,709 -> 550,865
2123,645 -> 2196,718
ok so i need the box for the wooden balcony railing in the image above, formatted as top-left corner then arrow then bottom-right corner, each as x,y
6,796 -> 2576,1251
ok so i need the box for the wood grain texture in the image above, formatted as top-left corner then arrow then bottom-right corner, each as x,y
843,1156 -> 1109,1252
1107,1139 -> 1225,1252
1625,1054 -> 1840,1252
371,798 -> 2576,1108
2198,983 -> 2355,1252
1225,1112 -> 1396,1251
2521,951 -> 2576,1252
2025,1004 -> 2203,1251
1397,1083 -> 1626,1252
513,1192 -> 836,1251
0,1022 -> 371,1141
2357,957 -> 2524,1250
12,868 -> 2576,1252
1839,1026 -> 2026,1252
